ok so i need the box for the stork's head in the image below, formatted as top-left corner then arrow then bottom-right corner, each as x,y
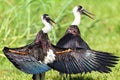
72,5 -> 94,19
41,14 -> 55,25
41,14 -> 55,33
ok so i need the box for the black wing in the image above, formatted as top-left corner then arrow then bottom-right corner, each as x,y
48,49 -> 118,74
3,46 -> 51,74
56,33 -> 90,49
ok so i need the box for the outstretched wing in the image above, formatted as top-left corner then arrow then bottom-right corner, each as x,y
48,49 -> 118,74
3,47 -> 50,74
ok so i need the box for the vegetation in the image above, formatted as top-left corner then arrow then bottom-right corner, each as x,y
0,0 -> 120,80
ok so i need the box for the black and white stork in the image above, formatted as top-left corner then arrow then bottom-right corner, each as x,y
55,5 -> 118,77
56,5 -> 93,77
3,14 -> 55,80
3,13 -> 119,80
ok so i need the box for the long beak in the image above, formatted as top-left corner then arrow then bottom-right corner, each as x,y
47,18 -> 56,26
82,9 -> 95,19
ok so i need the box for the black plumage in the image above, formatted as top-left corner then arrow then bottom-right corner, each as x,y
57,25 -> 90,49
48,47 -> 118,74
3,31 -> 51,74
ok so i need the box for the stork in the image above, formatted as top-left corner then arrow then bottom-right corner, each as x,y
3,13 -> 118,80
3,14 -> 55,80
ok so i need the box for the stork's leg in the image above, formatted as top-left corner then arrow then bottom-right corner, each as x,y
32,73 -> 45,80
69,74 -> 72,80
40,73 -> 45,80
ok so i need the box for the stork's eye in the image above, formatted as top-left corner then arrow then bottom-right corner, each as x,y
78,6 -> 83,11
43,14 -> 49,19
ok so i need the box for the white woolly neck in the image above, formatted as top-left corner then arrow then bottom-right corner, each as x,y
41,15 -> 52,33
42,23 -> 52,33
71,12 -> 81,26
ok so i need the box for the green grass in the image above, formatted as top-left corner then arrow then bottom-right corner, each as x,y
0,0 -> 120,80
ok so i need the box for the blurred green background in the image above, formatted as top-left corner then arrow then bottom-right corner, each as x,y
0,0 -> 120,80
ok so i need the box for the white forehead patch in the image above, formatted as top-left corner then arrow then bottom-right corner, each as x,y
43,49 -> 55,64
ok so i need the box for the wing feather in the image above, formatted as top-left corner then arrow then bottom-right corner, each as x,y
48,49 -> 118,74
3,47 -> 50,74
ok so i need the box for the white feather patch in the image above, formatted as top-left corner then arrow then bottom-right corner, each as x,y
43,49 -> 55,64
86,50 -> 95,57
38,61 -> 42,64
